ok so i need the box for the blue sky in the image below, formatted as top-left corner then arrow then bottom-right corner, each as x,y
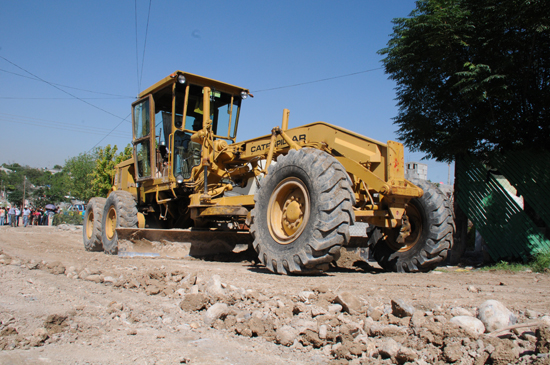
0,0 -> 454,184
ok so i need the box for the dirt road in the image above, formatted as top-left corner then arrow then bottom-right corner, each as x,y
0,225 -> 549,364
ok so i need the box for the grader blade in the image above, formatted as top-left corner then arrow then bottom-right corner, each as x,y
116,228 -> 253,259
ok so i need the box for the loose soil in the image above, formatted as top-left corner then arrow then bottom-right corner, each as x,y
0,225 -> 549,364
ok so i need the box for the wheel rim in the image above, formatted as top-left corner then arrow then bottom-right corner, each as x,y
85,211 -> 94,240
105,206 -> 117,241
388,203 -> 422,252
267,177 -> 310,245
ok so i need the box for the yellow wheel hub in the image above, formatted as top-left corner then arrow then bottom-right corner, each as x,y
267,177 -> 310,245
388,204 -> 422,252
85,211 -> 94,240
105,206 -> 117,241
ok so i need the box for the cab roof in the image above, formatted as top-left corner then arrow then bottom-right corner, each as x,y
138,71 -> 250,99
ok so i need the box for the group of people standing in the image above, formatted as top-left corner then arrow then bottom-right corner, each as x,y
0,205 -> 56,227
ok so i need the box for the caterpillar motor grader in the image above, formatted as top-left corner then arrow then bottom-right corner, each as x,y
83,71 -> 454,273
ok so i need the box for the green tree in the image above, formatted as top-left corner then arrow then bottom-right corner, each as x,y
91,144 -> 133,198
378,0 -> 550,162
33,170 -> 70,207
8,189 -> 23,206
64,151 -> 97,202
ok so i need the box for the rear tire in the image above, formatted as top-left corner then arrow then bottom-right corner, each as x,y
83,197 -> 106,252
250,148 -> 355,274
373,179 -> 454,272
101,191 -> 138,255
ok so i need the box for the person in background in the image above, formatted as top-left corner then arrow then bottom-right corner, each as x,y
0,206 -> 5,226
22,206 -> 31,227
15,206 -> 21,227
41,209 -> 47,225
8,205 -> 16,227
47,208 -> 55,226
33,209 -> 41,225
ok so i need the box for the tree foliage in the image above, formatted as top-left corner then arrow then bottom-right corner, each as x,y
378,0 -> 550,162
64,151 -> 97,202
91,144 -> 133,198
2,143 -> 131,207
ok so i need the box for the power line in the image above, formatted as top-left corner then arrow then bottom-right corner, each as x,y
251,67 -> 384,93
0,96 -> 131,100
139,0 -> 152,88
0,68 -> 134,98
88,113 -> 132,152
135,0 -> 140,93
0,55 -> 130,123
0,112 -> 128,138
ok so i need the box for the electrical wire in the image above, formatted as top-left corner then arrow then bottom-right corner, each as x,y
135,0 -> 141,93
88,113 -> 132,152
139,0 -> 152,88
0,96 -> 131,100
251,67 -> 383,93
0,68 -> 134,98
0,55 -> 131,123
0,113 -> 128,138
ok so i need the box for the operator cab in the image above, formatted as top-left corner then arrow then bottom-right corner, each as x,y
131,71 -> 250,183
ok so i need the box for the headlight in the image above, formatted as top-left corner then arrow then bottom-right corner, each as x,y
240,91 -> 248,99
176,175 -> 184,184
177,75 -> 186,84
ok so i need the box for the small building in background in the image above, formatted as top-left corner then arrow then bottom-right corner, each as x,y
405,162 -> 428,181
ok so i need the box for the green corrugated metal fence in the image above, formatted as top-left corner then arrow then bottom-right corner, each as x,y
455,153 -> 550,262
492,150 -> 550,230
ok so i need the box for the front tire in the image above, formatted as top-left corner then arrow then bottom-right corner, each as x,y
250,148 -> 355,274
101,191 -> 138,255
83,197 -> 106,252
373,179 -> 454,272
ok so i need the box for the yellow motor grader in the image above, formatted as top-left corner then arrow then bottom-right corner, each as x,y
83,71 -> 454,273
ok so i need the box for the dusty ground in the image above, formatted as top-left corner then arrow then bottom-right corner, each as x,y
0,225 -> 549,364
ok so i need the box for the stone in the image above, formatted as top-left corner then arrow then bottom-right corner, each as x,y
536,326 -> 550,354
203,303 -> 229,325
443,342 -> 463,363
477,300 -> 517,332
319,324 -> 328,339
369,308 -> 384,321
490,343 -> 520,365
391,299 -> 415,318
206,274 -> 225,299
298,291 -> 315,302
328,304 -> 343,314
410,310 -> 427,328
378,338 -> 400,359
395,346 -> 418,364
450,316 -> 485,336
450,307 -> 474,317
84,274 -> 103,283
103,276 -> 116,284
334,292 -> 362,314
46,261 -> 66,275
301,329 -> 324,348
179,293 -> 208,312
294,319 -> 318,334
310,305 -> 327,317
293,302 -> 306,314
277,325 -> 298,346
